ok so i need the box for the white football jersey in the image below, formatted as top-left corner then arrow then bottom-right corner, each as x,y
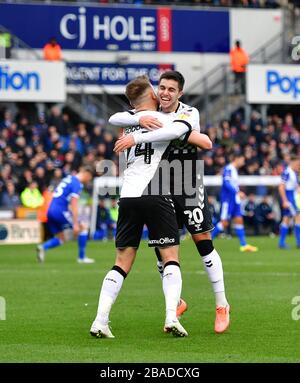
109,102 -> 201,197
121,110 -> 173,198
161,101 -> 200,132
161,102 -> 200,157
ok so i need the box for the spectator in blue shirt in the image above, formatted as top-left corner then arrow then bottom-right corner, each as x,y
0,181 -> 21,209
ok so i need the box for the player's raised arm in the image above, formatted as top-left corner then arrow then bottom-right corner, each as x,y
109,111 -> 162,130
114,108 -> 211,153
109,111 -> 139,127
113,120 -> 190,153
186,131 -> 212,150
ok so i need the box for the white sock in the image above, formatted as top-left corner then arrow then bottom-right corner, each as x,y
163,264 -> 182,323
95,269 -> 125,325
202,249 -> 228,307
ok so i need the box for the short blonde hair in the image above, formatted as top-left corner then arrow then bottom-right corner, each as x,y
125,75 -> 151,107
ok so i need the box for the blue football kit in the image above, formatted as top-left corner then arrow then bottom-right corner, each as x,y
47,175 -> 83,234
280,166 -> 299,217
219,164 -> 242,221
279,165 -> 300,248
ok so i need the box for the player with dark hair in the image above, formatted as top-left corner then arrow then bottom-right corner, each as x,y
110,70 -> 231,334
211,153 -> 258,252
36,165 -> 95,264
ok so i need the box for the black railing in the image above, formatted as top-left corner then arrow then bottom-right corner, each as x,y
0,24 -> 41,60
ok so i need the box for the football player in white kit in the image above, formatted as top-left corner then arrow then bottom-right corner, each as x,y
110,71 -> 230,334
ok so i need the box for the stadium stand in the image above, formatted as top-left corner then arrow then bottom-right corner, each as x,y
0,0 -> 299,239
0,103 -> 298,224
1,105 -> 299,188
67,0 -> 283,8
0,0 -> 285,7
0,104 -> 118,209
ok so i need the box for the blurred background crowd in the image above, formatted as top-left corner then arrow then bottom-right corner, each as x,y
1,103 -> 299,237
1,0 -> 300,239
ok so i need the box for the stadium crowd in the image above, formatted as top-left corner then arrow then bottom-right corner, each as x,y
1,0 -> 283,8
200,111 -> 300,179
0,103 -> 299,235
97,0 -> 282,8
0,105 -> 118,208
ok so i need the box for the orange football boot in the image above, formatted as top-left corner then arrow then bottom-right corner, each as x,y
214,305 -> 230,334
176,298 -> 188,318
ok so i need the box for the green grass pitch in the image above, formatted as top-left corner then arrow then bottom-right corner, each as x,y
0,236 -> 300,363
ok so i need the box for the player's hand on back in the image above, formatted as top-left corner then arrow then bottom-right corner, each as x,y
114,134 -> 135,153
139,116 -> 162,130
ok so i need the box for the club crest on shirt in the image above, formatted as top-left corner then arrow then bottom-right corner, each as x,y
177,112 -> 191,120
